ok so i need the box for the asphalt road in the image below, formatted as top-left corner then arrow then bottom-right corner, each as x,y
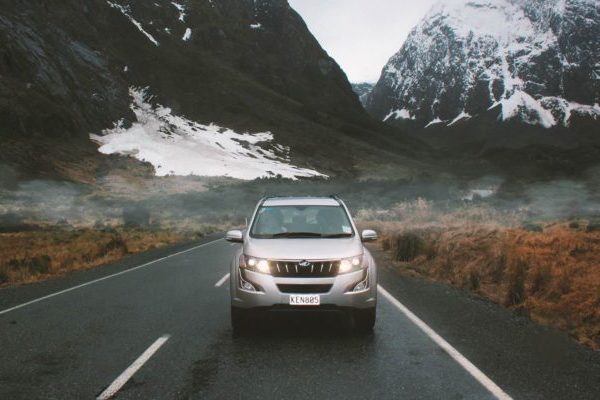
1,234 -> 599,399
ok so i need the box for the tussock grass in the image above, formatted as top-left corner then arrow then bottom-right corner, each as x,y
0,226 -> 207,286
358,201 -> 600,350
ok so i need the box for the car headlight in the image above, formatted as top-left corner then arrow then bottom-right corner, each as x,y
339,255 -> 365,274
239,255 -> 271,274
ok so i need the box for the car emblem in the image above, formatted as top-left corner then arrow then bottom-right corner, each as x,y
298,260 -> 311,267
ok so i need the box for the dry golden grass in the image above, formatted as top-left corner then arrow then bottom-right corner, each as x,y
358,201 -> 600,350
0,227 -> 197,286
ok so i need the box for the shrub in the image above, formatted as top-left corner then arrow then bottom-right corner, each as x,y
522,222 -> 543,232
4,255 -> 52,276
505,259 -> 528,306
104,236 -> 128,255
122,205 -> 151,227
467,269 -> 481,291
381,237 -> 392,251
0,213 -> 36,233
568,221 -> 580,229
393,233 -> 425,262
0,267 -> 8,284
29,255 -> 51,274
528,263 -> 551,296
585,222 -> 600,232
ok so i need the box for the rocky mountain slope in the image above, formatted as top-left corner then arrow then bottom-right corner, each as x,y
352,82 -> 374,107
0,0 -> 422,182
367,0 -> 600,141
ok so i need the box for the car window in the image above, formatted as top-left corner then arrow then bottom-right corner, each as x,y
250,205 -> 354,238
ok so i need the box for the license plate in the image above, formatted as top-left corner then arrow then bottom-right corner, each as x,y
289,294 -> 320,306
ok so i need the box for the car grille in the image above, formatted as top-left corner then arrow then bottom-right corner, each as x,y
270,260 -> 340,277
277,284 -> 333,294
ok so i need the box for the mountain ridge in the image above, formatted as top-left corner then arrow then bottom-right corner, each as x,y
367,0 -> 600,135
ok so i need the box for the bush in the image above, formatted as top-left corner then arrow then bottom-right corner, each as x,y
529,264 -> 551,295
568,221 -> 580,229
522,222 -> 543,232
122,206 -> 151,227
0,213 -> 37,233
585,222 -> 600,232
381,237 -> 392,251
505,259 -> 528,306
393,233 -> 425,262
29,255 -> 51,274
5,255 -> 52,276
467,269 -> 481,291
96,235 -> 128,258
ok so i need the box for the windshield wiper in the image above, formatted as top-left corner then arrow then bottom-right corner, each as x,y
272,232 -> 323,238
322,233 -> 353,238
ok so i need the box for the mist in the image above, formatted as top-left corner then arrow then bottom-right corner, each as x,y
2,161 -> 600,233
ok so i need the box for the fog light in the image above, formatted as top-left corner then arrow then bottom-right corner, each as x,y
353,281 -> 368,292
241,280 -> 256,291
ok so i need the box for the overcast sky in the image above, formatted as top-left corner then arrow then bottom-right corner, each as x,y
288,0 -> 437,83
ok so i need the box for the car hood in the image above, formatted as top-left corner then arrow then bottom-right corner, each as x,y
244,237 -> 363,260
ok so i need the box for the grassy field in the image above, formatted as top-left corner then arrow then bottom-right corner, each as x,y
358,200 -> 600,350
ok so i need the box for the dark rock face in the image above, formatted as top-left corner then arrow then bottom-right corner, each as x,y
0,0 -> 370,178
367,0 -> 600,132
351,83 -> 374,107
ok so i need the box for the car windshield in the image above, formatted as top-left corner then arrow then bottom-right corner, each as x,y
250,205 -> 354,238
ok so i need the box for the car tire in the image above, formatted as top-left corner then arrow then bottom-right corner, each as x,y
231,306 -> 248,334
354,307 -> 376,332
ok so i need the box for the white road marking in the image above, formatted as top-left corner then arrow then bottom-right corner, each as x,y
214,273 -> 230,287
97,334 -> 170,400
378,285 -> 513,400
0,239 -> 224,316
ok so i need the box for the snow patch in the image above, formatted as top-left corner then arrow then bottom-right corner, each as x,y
461,189 -> 496,201
107,1 -> 159,46
182,28 -> 192,41
90,88 -> 326,180
171,2 -> 186,22
545,98 -> 600,126
569,102 -> 600,119
383,109 -> 414,122
424,118 -> 445,128
447,111 -> 472,126
499,91 -> 555,128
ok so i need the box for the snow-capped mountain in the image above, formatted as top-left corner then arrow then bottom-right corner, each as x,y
367,0 -> 600,130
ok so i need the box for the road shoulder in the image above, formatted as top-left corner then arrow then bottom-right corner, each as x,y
373,246 -> 600,400
0,232 -> 224,313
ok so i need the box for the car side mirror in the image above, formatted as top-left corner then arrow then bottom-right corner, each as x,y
361,229 -> 378,242
225,230 -> 244,243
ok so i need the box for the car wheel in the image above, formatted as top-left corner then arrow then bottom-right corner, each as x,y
354,307 -> 376,332
231,306 -> 248,334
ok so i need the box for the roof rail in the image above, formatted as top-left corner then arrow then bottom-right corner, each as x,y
257,196 -> 269,207
329,194 -> 342,204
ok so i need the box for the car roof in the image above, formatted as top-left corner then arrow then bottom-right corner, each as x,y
261,197 -> 341,207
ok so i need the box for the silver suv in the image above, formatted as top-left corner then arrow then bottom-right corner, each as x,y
225,196 -> 378,332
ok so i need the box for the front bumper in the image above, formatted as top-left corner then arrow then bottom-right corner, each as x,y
230,267 -> 377,310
